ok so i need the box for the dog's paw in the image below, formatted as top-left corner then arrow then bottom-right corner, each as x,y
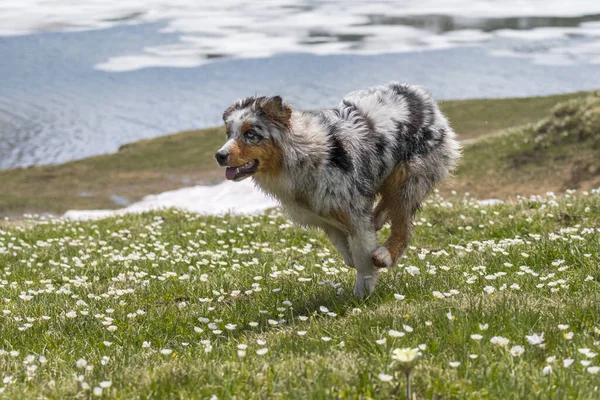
353,271 -> 379,297
371,246 -> 393,269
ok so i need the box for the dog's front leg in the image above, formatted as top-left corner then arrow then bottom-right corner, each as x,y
323,227 -> 354,269
348,224 -> 379,297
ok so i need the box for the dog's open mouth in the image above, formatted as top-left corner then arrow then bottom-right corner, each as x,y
225,160 -> 259,181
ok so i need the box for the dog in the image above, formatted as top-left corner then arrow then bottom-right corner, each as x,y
216,82 -> 461,296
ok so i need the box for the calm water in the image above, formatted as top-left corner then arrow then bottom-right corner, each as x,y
1,1 -> 600,169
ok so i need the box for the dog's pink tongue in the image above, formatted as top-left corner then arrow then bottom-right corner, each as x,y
225,167 -> 238,180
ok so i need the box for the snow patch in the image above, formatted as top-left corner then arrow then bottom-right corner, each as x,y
63,179 -> 278,220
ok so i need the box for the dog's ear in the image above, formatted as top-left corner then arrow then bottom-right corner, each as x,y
258,96 -> 292,127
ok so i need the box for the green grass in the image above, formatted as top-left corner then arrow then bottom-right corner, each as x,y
0,91 -> 593,217
1,189 -> 600,399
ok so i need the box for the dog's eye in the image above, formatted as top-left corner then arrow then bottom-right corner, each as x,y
245,129 -> 260,140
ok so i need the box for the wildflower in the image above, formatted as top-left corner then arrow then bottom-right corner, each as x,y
391,348 -> 421,366
526,333 -> 545,347
588,366 -> 600,374
563,332 -> 574,340
425,321 -> 433,326
563,359 -> 574,368
405,266 -> 420,275
256,348 -> 268,356
93,387 -> 102,396
394,294 -> 405,300
542,365 -> 552,375
578,348 -> 597,358
449,361 -> 460,368
490,336 -> 510,348
557,324 -> 569,331
470,334 -> 483,341
388,330 -> 405,338
376,338 -> 386,345
446,312 -> 455,321
469,354 -> 478,359
107,325 -> 117,332
296,331 -> 307,336
483,286 -> 495,294
321,337 -> 332,342
76,359 -> 87,369
403,325 -> 413,333
66,311 -> 77,318
99,381 -> 112,388
479,323 -> 489,331
160,349 -> 173,355
378,373 -> 393,382
510,346 -> 525,357
142,341 -> 151,348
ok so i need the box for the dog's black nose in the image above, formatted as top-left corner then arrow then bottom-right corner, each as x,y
215,150 -> 228,166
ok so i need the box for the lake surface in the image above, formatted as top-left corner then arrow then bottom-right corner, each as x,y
1,0 -> 600,169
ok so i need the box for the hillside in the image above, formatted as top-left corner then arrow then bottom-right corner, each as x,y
451,92 -> 600,197
0,91 -> 594,217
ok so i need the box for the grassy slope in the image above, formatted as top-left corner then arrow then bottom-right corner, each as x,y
0,191 -> 599,399
0,91 -> 592,217
450,93 -> 600,198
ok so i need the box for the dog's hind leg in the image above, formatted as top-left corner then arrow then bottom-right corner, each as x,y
348,215 -> 380,297
371,205 -> 413,269
373,200 -> 390,231
323,226 -> 354,269
371,166 -> 429,269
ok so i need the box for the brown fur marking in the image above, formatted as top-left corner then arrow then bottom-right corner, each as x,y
259,97 -> 292,127
377,164 -> 412,263
241,120 -> 253,134
227,139 -> 284,177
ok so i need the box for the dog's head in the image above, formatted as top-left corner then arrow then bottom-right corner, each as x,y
216,96 -> 291,181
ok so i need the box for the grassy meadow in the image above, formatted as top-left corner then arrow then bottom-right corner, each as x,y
1,91 -> 600,398
1,190 -> 599,399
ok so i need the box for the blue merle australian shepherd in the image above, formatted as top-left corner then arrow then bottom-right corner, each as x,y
216,82 -> 461,296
